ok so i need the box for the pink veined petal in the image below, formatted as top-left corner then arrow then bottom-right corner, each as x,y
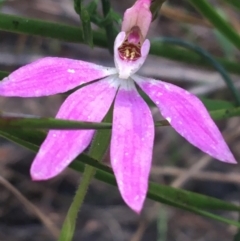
111,80 -> 154,213
31,76 -> 119,180
122,0 -> 152,39
133,75 -> 236,164
114,32 -> 150,79
0,57 -> 117,97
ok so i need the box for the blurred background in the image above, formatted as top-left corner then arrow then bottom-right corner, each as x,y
0,0 -> 240,240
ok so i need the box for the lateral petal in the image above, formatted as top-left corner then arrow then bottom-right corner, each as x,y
31,76 -> 119,180
0,57 -> 116,97
111,80 -> 154,213
134,75 -> 236,164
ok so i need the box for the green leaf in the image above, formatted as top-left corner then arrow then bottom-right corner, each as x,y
0,0 -> 6,7
0,13 -> 240,74
214,30 -> 236,60
0,129 -> 39,152
1,128 -> 240,227
88,107 -> 112,160
151,37 -> 240,105
149,42 -> 240,75
222,0 -> 240,11
201,98 -> 235,111
148,183 -> 239,211
0,116 -> 112,130
0,105 -> 240,130
213,9 -> 236,60
0,128 -> 238,211
188,0 -> 240,50
210,106 -> 240,120
233,215 -> 240,241
0,71 -> 8,79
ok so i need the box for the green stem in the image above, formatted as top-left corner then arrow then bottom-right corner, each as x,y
188,0 -> 240,50
152,44 -> 240,74
58,111 -> 112,240
222,0 -> 240,11
150,0 -> 167,20
80,7 -> 93,47
74,0 -> 94,47
1,127 -> 240,214
58,165 -> 95,241
0,71 -> 8,79
101,0 -> 116,53
0,13 -> 106,47
0,105 -> 239,130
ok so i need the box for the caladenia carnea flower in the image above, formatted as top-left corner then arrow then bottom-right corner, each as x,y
0,0 -> 237,212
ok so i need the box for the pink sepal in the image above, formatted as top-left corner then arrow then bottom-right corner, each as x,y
0,57 -> 116,97
111,80 -> 154,213
134,75 -> 237,164
31,77 -> 119,180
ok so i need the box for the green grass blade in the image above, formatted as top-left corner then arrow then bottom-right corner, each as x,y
0,105 -> 240,130
0,13 -> 239,74
188,0 -> 240,50
1,129 -> 240,214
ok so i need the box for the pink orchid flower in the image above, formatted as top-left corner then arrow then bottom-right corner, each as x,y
0,0 -> 236,213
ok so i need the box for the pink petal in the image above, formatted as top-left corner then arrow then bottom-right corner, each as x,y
0,57 -> 116,97
111,80 -> 154,213
114,32 -> 150,79
31,77 -> 119,180
134,75 -> 236,164
122,0 -> 152,39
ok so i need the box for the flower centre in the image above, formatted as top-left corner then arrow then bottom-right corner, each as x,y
118,26 -> 143,62
118,41 -> 141,61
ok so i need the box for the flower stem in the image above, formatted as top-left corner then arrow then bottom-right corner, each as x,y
101,0 -> 116,53
58,164 -> 95,241
58,110 -> 112,241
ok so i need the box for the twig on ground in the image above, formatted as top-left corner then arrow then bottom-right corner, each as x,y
0,174 -> 60,238
169,122 -> 240,188
152,166 -> 240,184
